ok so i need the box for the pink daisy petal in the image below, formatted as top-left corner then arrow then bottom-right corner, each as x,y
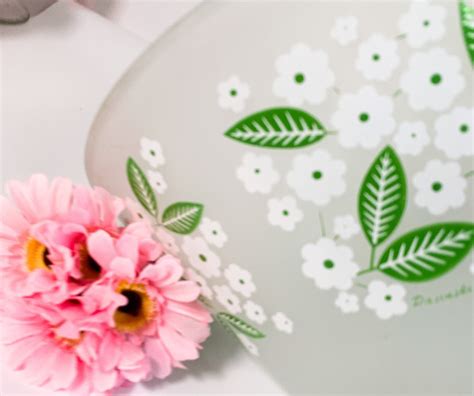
166,301 -> 212,323
7,335 -> 47,370
144,338 -> 172,379
116,234 -> 139,264
162,311 -> 211,344
98,332 -> 123,372
110,256 -> 136,279
47,348 -> 78,390
49,177 -> 73,216
6,180 -> 36,223
29,174 -> 51,219
0,196 -> 29,233
87,230 -> 116,268
159,326 -> 199,362
160,281 -> 201,302
139,255 -> 183,287
92,366 -> 118,393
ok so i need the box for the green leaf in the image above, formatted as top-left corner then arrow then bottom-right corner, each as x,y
162,202 -> 204,234
217,312 -> 265,339
224,107 -> 326,149
358,146 -> 406,247
126,157 -> 158,217
459,0 -> 474,67
378,223 -> 474,282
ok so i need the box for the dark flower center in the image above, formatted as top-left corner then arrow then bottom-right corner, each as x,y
118,290 -> 142,317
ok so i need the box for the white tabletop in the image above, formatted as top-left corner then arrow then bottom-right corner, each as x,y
0,1 -> 284,394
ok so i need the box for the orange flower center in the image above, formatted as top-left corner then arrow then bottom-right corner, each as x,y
113,281 -> 155,333
25,238 -> 52,272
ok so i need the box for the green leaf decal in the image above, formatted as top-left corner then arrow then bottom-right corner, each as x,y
378,223 -> 474,282
162,202 -> 204,234
217,312 -> 265,339
459,0 -> 474,67
126,157 -> 158,217
224,107 -> 326,149
358,146 -> 406,247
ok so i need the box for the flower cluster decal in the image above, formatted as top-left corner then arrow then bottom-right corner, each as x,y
218,0 -> 474,322
128,139 -> 295,358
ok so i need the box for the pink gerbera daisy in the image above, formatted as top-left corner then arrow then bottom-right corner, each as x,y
84,230 -> 212,380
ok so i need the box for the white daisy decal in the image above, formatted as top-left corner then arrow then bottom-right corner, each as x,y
155,228 -> 179,255
267,196 -> 303,232
364,280 -> 407,320
355,34 -> 400,81
243,301 -> 267,325
333,215 -> 360,240
213,285 -> 241,314
181,237 -> 221,278
393,121 -> 430,156
302,237 -> 359,291
398,1 -> 446,48
335,292 -> 360,314
273,43 -> 335,105
330,16 -> 358,46
236,334 -> 259,356
217,75 -> 250,113
185,268 -> 213,300
199,217 -> 228,248
236,152 -> 280,194
224,263 -> 256,298
287,149 -> 346,206
272,312 -> 293,334
400,48 -> 465,111
140,137 -> 165,168
413,160 -> 467,215
147,170 -> 167,195
331,86 -> 395,149
434,106 -> 474,159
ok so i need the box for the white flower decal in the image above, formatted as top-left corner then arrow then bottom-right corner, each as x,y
243,301 -> 267,325
398,1 -> 446,48
155,228 -> 179,255
217,75 -> 250,113
236,334 -> 259,356
355,34 -> 400,81
287,149 -> 346,206
181,237 -> 221,278
331,86 -> 395,149
400,48 -> 465,111
413,160 -> 467,215
185,268 -> 213,300
331,16 -> 358,46
140,137 -> 165,168
364,280 -> 407,320
393,121 -> 430,156
236,152 -> 280,194
224,263 -> 256,298
302,237 -> 359,291
267,196 -> 303,231
273,43 -> 335,106
335,292 -> 360,314
434,106 -> 474,159
333,215 -> 360,240
213,285 -> 241,314
272,312 -> 293,334
147,170 -> 167,194
199,217 -> 228,248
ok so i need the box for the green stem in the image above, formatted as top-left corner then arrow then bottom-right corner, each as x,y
369,246 -> 376,270
357,247 -> 377,276
392,88 -> 402,97
318,212 -> 326,237
395,33 -> 406,40
357,267 -> 376,276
